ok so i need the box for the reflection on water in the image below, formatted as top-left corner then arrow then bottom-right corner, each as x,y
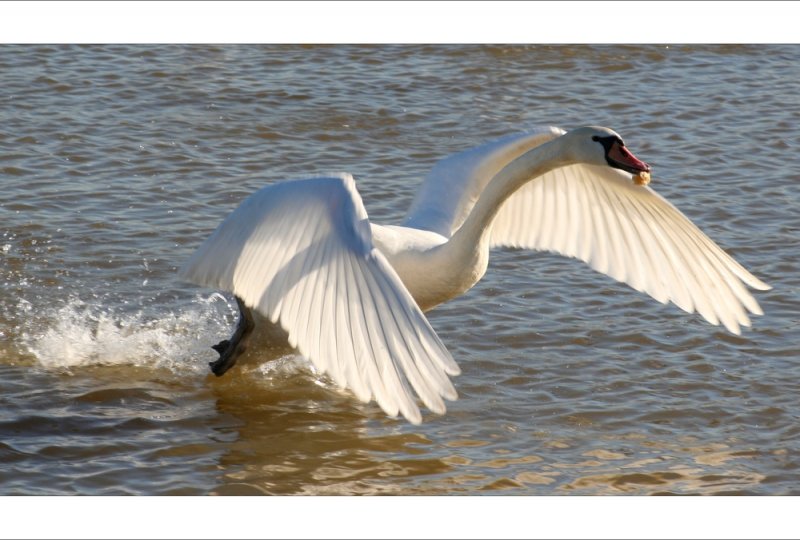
208,365 -> 451,495
2,44 -> 799,495
559,439 -> 768,495
198,357 -> 780,495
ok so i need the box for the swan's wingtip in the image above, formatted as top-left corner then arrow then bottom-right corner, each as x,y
329,171 -> 356,186
740,270 -> 771,292
754,280 -> 772,292
405,409 -> 423,425
721,319 -> 742,336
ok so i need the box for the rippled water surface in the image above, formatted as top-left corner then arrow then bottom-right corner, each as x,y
1,45 -> 799,495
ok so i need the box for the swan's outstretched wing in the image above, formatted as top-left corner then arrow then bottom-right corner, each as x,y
403,127 -> 566,236
490,163 -> 771,334
180,174 -> 460,424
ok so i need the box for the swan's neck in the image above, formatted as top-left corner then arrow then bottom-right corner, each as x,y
459,136 -> 571,247
431,137 -> 574,295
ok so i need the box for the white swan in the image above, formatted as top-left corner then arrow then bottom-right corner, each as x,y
180,126 -> 770,424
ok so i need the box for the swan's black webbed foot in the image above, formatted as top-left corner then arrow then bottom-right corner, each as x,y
211,340 -> 230,354
209,296 -> 255,377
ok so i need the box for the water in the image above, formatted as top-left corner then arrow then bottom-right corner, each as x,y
1,44 -> 798,495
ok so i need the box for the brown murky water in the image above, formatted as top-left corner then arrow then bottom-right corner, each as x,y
1,45 -> 798,495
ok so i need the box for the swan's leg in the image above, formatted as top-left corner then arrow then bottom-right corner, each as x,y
209,296 -> 255,376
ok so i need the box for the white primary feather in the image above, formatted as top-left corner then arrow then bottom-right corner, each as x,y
489,163 -> 771,334
180,174 -> 459,424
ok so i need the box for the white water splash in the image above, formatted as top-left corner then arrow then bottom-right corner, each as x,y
20,294 -> 235,374
251,354 -> 318,379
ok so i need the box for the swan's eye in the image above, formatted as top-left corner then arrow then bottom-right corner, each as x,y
591,135 -> 600,142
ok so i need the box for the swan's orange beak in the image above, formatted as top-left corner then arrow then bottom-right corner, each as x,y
607,140 -> 650,175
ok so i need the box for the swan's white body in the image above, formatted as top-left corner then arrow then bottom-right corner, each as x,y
180,126 -> 770,424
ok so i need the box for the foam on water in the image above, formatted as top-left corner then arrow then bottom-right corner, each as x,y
19,294 -> 236,375
17,292 -> 319,382
251,354 -> 319,379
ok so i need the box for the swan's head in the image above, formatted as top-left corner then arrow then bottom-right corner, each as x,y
568,126 -> 651,175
